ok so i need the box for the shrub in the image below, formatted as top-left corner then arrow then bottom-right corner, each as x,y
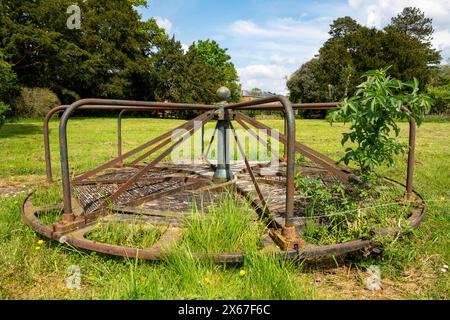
0,102 -> 10,127
0,52 -> 18,101
0,50 -> 18,126
427,85 -> 450,115
331,67 -> 432,174
10,87 -> 60,118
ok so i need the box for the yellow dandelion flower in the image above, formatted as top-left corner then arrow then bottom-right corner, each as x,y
239,269 -> 246,277
440,196 -> 446,201
37,240 -> 44,245
204,277 -> 211,285
35,246 -> 41,250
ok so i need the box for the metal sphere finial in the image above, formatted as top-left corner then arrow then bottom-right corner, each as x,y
217,86 -> 231,101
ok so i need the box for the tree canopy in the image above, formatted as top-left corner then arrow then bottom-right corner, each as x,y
0,0 -> 239,115
287,7 -> 442,110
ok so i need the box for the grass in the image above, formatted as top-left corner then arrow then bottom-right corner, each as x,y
0,117 -> 448,300
181,193 -> 266,253
86,221 -> 164,249
295,176 -> 413,245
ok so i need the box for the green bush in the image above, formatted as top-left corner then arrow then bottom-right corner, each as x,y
0,52 -> 18,101
0,50 -> 18,126
0,102 -> 10,127
427,85 -> 450,115
10,87 -> 60,118
331,67 -> 432,174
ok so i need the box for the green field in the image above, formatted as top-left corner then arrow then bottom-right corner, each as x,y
0,117 -> 448,299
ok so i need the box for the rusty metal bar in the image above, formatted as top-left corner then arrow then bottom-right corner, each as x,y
74,112 -> 209,183
44,104 -> 196,182
226,101 -> 339,111
230,123 -> 271,218
203,122 -> 218,164
406,117 -> 417,198
225,96 -> 296,227
44,105 -> 68,182
235,112 -> 351,181
129,112 -> 211,165
234,116 -> 282,162
105,112 -> 214,206
118,110 -> 126,162
59,99 -> 216,214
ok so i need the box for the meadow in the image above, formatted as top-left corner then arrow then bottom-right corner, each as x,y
0,116 -> 448,299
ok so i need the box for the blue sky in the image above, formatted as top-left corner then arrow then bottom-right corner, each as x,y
139,0 -> 450,94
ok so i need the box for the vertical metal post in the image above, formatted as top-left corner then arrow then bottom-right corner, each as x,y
201,122 -> 205,156
283,111 -> 288,162
213,87 -> 234,182
44,106 -> 68,183
406,117 -> 417,199
118,110 -> 126,166
213,116 -> 234,182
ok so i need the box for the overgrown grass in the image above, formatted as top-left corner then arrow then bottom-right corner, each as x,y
0,117 -> 448,300
181,193 -> 266,253
295,177 -> 413,245
86,221 -> 164,249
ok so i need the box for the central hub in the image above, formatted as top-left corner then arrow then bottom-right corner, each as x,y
213,105 -> 234,183
213,87 -> 234,183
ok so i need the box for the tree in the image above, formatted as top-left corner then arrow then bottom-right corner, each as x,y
0,50 -> 18,126
388,7 -> 434,41
287,8 -> 441,106
151,37 -> 222,108
329,16 -> 360,39
0,0 -> 166,103
250,88 -> 263,96
192,40 -> 241,102
287,59 -> 322,103
382,27 -> 441,89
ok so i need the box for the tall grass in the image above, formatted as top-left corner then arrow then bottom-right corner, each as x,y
181,192 -> 266,253
86,221 -> 165,249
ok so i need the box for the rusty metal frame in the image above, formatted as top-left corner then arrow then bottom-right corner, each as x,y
230,122 -> 270,218
57,99 -> 216,214
234,115 -> 283,163
28,94 -> 421,263
226,96 -> 297,228
21,175 -> 426,262
104,112 -> 214,207
44,104 -> 194,182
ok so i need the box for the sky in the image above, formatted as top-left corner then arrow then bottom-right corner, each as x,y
139,0 -> 450,95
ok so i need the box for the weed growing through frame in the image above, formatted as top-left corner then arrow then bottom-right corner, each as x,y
295,174 -> 413,245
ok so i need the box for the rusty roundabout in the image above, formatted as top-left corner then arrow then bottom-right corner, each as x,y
21,87 -> 426,263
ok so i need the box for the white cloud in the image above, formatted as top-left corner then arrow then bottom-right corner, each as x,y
237,64 -> 290,94
269,54 -> 305,65
226,17 -> 329,93
347,0 -> 450,30
181,43 -> 189,53
155,17 -> 173,34
229,18 -> 328,42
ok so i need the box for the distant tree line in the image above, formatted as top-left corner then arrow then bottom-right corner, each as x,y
0,0 -> 240,122
287,7 -> 448,117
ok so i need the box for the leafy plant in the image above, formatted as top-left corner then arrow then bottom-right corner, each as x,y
331,67 -> 432,174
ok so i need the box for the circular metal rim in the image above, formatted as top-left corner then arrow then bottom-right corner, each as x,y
21,177 -> 426,263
